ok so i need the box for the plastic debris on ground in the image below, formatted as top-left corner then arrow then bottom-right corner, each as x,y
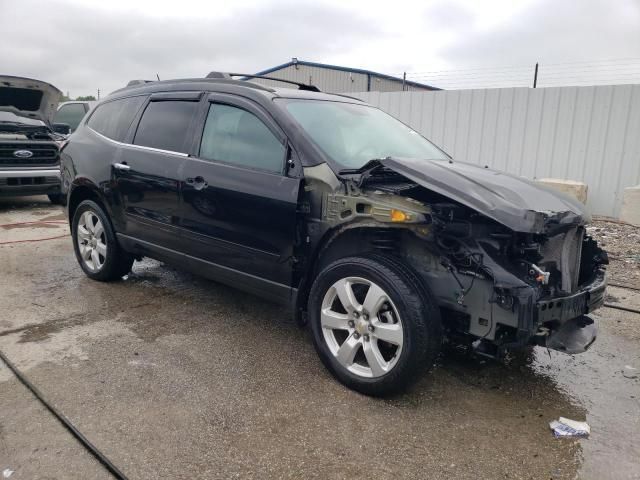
549,417 -> 591,438
623,365 -> 638,379
2,469 -> 14,478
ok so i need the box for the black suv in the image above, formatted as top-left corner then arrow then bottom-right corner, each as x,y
61,73 -> 608,395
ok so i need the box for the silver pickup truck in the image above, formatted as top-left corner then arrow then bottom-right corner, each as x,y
0,75 -> 67,204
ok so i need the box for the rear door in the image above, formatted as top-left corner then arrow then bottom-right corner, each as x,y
179,93 -> 300,296
114,92 -> 201,251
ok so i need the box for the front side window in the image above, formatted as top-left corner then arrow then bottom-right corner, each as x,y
54,103 -> 86,132
133,100 -> 198,154
277,99 -> 448,170
199,103 -> 285,173
87,96 -> 145,142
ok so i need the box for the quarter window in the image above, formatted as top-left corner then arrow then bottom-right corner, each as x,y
199,104 -> 285,173
133,100 -> 198,154
87,96 -> 145,142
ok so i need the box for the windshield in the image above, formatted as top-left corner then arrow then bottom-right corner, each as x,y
278,99 -> 448,169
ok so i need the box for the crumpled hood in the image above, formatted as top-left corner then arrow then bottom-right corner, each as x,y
0,75 -> 62,125
381,157 -> 590,233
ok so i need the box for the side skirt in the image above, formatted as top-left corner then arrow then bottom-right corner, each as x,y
116,233 -> 296,306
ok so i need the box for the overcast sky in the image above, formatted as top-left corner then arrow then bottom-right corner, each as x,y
1,0 -> 639,96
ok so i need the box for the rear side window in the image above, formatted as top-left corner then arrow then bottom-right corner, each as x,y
54,103 -> 86,132
133,101 -> 198,154
87,96 -> 145,142
199,104 -> 284,173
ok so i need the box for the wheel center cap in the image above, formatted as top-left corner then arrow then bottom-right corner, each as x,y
355,318 -> 368,335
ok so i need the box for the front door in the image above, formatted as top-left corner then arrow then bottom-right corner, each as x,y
180,94 -> 300,298
114,93 -> 201,251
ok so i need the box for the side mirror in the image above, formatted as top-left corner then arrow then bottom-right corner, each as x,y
52,123 -> 71,135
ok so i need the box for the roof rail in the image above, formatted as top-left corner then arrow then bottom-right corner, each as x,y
118,72 -> 321,95
205,72 -> 232,79
224,73 -> 321,92
126,80 -> 154,87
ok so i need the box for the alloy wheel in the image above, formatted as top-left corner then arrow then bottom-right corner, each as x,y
76,211 -> 107,272
320,277 -> 404,378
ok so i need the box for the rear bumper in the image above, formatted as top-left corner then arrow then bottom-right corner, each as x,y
0,168 -> 61,197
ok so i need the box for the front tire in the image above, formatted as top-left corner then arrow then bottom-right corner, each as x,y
308,255 -> 442,396
71,200 -> 134,281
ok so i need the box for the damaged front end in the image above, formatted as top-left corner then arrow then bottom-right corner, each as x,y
308,157 -> 608,359
421,204 -> 607,358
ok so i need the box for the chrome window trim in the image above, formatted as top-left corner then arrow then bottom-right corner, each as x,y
87,126 -> 189,158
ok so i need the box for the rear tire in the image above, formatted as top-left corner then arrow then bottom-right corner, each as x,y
71,200 -> 134,281
308,254 -> 442,396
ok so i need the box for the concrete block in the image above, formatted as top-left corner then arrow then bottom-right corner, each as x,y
537,178 -> 588,204
620,185 -> 640,226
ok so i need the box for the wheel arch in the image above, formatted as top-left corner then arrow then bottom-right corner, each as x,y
67,180 -> 112,226
294,223 -> 411,324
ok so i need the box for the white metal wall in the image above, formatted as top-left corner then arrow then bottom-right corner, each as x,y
354,86 -> 640,218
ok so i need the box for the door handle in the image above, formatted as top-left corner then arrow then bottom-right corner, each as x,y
113,162 -> 130,171
186,176 -> 208,190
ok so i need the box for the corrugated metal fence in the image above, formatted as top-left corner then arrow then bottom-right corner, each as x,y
354,85 -> 640,218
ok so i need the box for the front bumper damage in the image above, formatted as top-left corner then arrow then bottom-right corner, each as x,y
420,235 -> 607,358
536,270 -> 606,353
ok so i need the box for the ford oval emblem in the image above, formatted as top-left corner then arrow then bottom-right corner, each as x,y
13,150 -> 34,158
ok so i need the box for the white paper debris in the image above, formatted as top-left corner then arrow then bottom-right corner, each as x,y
549,417 -> 590,437
2,469 -> 14,478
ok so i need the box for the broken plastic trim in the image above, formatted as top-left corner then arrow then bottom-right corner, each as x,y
545,315 -> 597,354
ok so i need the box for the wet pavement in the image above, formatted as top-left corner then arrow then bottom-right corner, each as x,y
0,196 -> 639,480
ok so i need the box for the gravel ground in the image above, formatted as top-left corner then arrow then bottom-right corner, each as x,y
588,219 -> 640,289
0,197 -> 639,480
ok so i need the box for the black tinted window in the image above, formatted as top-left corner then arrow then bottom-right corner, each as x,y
54,103 -> 86,132
133,101 -> 198,154
87,96 -> 145,141
200,104 -> 284,173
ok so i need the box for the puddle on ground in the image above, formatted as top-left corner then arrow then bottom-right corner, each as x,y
532,325 -> 640,479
